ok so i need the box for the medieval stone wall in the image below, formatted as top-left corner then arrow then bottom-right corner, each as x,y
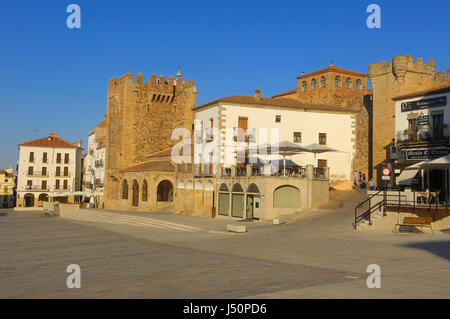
104,71 -> 197,208
368,55 -> 450,184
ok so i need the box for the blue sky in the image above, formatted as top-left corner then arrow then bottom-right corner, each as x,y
1,0 -> 449,169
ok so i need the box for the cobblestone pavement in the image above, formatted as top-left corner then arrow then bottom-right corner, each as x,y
0,211 -> 359,298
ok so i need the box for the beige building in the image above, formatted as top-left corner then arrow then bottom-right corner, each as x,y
16,133 -> 83,208
0,168 -> 15,208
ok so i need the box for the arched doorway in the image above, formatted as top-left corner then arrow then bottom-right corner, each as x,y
218,183 -> 230,216
273,185 -> 300,208
246,184 -> 261,220
132,180 -> 139,207
122,180 -> 128,200
231,183 -> 244,218
142,180 -> 148,202
24,193 -> 34,207
157,180 -> 173,202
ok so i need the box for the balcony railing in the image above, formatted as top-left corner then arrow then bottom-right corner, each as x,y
55,172 -> 71,177
95,159 -> 103,167
25,185 -> 49,191
94,178 -> 104,186
26,171 -> 49,177
220,165 -> 323,179
396,127 -> 449,145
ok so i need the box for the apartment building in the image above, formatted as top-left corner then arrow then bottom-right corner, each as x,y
0,167 -> 15,208
16,132 -> 83,207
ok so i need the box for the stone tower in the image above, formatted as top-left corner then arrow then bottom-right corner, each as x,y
368,55 -> 450,183
104,71 -> 197,204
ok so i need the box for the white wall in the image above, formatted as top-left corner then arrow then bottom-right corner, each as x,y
395,92 -> 450,142
195,103 -> 355,180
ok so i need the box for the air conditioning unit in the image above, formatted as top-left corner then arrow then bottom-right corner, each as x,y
390,145 -> 401,160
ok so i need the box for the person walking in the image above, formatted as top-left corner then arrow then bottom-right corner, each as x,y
369,178 -> 375,191
353,170 -> 358,188
361,174 -> 367,189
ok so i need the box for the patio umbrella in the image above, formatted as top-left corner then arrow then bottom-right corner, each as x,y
249,141 -> 309,176
303,143 -> 340,163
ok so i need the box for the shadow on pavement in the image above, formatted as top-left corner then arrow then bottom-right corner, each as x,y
402,240 -> 450,261
0,213 -> 8,217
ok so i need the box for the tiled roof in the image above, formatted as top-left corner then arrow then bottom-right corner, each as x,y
193,95 -> 360,113
296,65 -> 368,79
120,160 -> 175,173
0,170 -> 14,178
272,88 -> 297,98
96,121 -> 106,128
146,144 -> 193,159
19,134 -> 80,149
392,85 -> 450,101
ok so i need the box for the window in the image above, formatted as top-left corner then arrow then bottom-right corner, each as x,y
55,180 -> 60,190
42,167 -> 47,176
63,180 -> 68,190
319,133 -> 327,145
301,81 -> 307,92
318,159 -> 327,168
64,154 -> 69,164
320,76 -> 326,88
275,115 -> 281,123
63,167 -> 69,177
345,77 -> 352,89
28,167 -> 33,176
408,118 -> 418,133
293,132 -> 302,143
27,180 -> 32,188
432,113 -> 445,139
29,152 -> 34,162
56,167 -> 61,177
335,76 -> 342,88
41,180 -> 47,190
310,79 -> 316,90
43,152 -> 48,163
356,79 -> 362,90
56,153 -> 61,164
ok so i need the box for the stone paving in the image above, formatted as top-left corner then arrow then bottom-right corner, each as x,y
1,190 -> 449,298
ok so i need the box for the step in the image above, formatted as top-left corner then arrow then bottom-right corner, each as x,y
227,224 -> 247,233
273,216 -> 288,225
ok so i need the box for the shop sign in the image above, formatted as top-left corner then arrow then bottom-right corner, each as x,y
401,96 -> 447,112
406,148 -> 449,160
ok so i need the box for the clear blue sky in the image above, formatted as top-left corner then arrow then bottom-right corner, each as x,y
1,0 -> 449,169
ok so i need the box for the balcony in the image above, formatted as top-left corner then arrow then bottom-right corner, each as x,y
25,185 -> 49,191
55,172 -> 71,177
94,178 -> 104,186
396,127 -> 450,148
220,164 -> 325,179
95,159 -> 103,167
26,171 -> 49,177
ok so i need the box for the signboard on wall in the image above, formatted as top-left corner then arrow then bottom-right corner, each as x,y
406,148 -> 449,160
401,96 -> 447,112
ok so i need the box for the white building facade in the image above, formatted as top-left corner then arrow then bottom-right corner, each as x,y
193,95 -> 356,181
16,132 -> 83,208
84,126 -> 106,206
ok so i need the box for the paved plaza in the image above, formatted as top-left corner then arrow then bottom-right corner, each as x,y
0,191 -> 449,298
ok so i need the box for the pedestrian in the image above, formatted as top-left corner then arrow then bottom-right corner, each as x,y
358,171 -> 362,186
361,174 -> 366,189
353,170 -> 358,187
369,178 -> 375,191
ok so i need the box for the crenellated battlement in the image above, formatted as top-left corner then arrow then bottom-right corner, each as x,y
368,55 -> 435,79
107,70 -> 197,103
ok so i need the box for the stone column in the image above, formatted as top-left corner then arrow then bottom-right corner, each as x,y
246,164 -> 251,177
231,166 -> 237,177
306,164 -> 314,178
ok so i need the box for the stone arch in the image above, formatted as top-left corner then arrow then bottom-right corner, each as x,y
195,180 -> 203,190
301,81 -> 307,92
273,185 -> 300,208
335,75 -> 342,88
38,193 -> 49,202
142,180 -> 148,202
24,193 -> 34,207
121,180 -> 128,200
219,183 -> 229,192
218,183 -> 230,216
247,183 -> 260,194
232,183 -> 244,193
356,79 -> 362,90
345,77 -> 352,89
310,78 -> 316,90
157,180 -> 173,202
320,76 -> 326,88
185,180 -> 193,190
132,180 -> 139,206
177,180 -> 184,189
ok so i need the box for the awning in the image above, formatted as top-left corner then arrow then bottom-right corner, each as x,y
397,169 -> 420,185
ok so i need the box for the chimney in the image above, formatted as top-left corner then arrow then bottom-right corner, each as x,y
50,132 -> 58,137
77,140 -> 82,148
254,88 -> 261,100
